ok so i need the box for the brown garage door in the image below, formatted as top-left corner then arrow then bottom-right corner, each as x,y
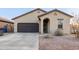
17,23 -> 39,32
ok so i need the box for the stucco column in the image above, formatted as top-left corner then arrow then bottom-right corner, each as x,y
14,22 -> 17,32
41,19 -> 43,34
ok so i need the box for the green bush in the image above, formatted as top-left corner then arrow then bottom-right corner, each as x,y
54,29 -> 64,36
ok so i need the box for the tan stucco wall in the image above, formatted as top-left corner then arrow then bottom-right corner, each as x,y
39,11 -> 72,34
14,10 -> 45,32
7,23 -> 14,32
0,21 -> 5,28
0,21 -> 14,32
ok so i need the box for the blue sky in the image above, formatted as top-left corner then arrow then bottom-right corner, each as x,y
0,8 -> 79,20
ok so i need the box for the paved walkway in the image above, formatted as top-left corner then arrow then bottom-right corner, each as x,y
0,33 -> 39,50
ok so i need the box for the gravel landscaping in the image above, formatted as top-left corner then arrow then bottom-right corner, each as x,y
39,34 -> 79,50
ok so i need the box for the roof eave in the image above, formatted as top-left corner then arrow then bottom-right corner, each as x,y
12,8 -> 47,20
38,9 -> 73,18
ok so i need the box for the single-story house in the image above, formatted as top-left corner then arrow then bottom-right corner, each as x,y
12,8 -> 73,35
0,17 -> 14,32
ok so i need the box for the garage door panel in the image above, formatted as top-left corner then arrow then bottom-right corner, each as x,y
17,23 -> 39,32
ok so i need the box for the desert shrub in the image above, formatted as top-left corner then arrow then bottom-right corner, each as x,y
54,29 -> 64,36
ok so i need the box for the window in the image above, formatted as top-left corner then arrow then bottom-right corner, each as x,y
58,19 -> 63,29
58,23 -> 63,28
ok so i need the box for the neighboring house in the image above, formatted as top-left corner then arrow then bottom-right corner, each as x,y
0,17 -> 14,32
12,8 -> 73,35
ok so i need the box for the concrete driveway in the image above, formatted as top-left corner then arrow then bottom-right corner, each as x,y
0,33 -> 39,50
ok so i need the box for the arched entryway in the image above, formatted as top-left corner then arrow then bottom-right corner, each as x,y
43,18 -> 50,33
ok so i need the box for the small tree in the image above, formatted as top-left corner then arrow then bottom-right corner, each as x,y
75,22 -> 79,38
71,24 -> 77,34
71,13 -> 79,38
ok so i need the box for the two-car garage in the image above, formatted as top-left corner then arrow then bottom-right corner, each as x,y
12,9 -> 46,33
17,23 -> 39,32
